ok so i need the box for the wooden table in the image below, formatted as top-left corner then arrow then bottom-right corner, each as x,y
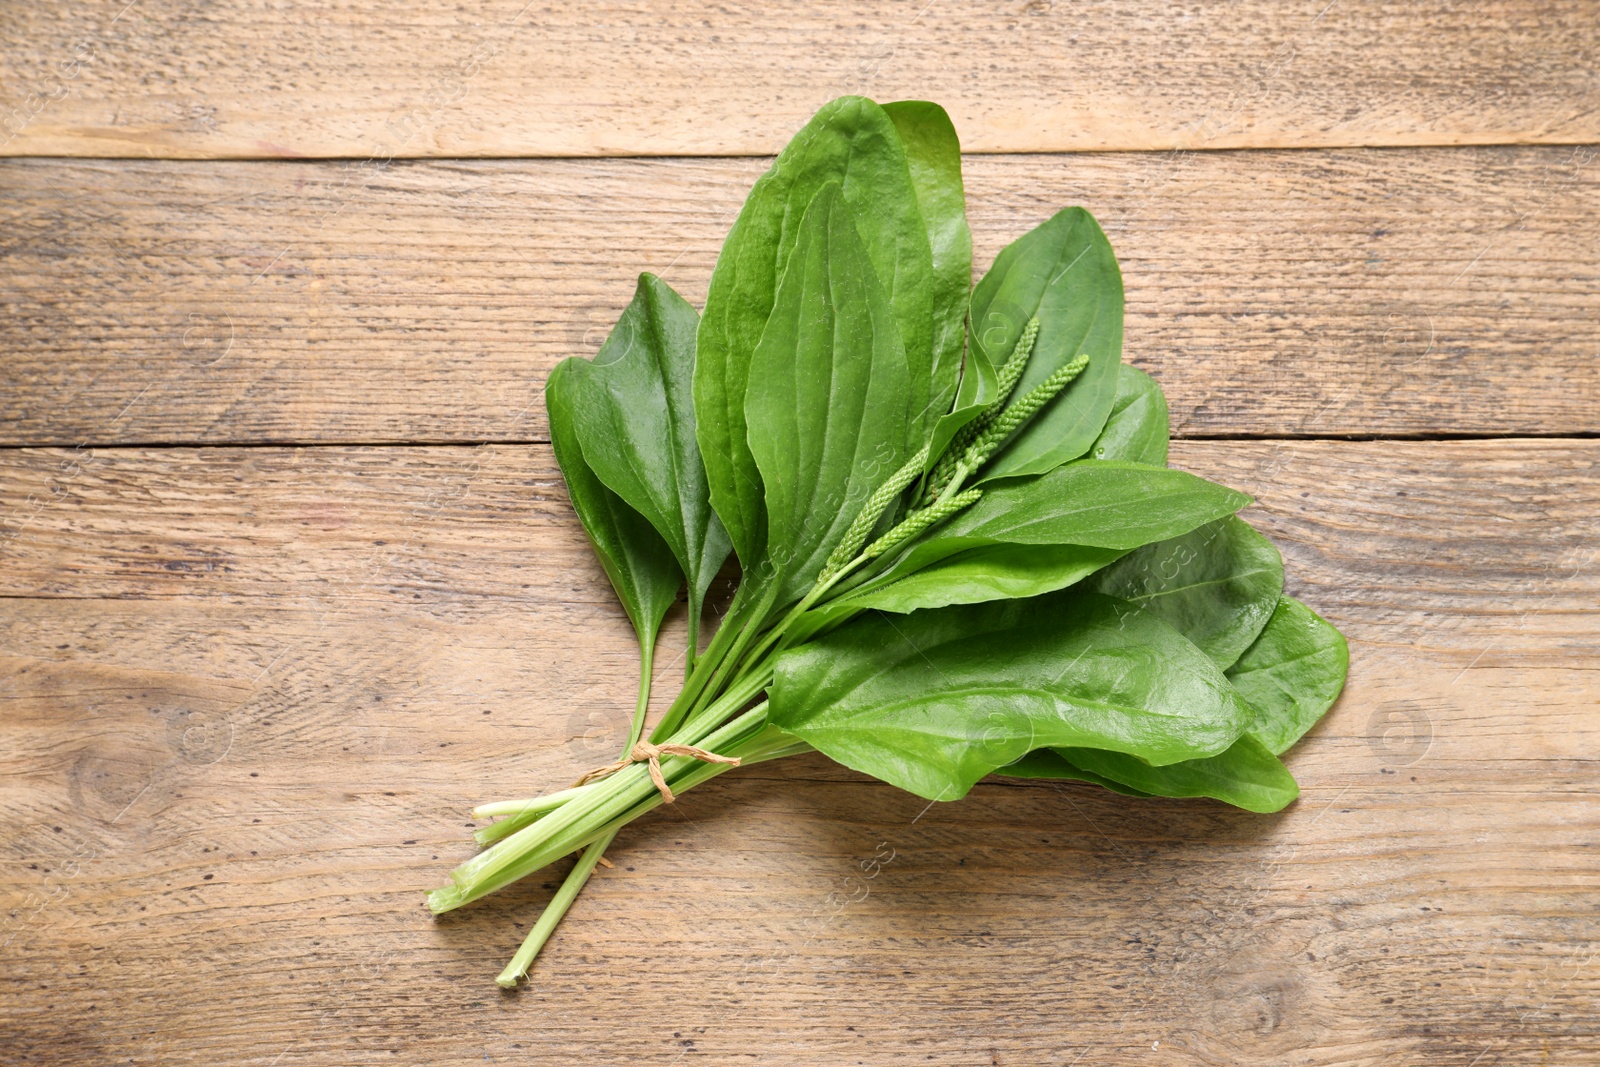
3,3 -> 1597,1063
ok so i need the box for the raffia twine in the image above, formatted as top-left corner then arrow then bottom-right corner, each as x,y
573,740 -> 740,803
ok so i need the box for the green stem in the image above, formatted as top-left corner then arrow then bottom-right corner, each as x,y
685,593 -> 703,679
804,539 -> 908,602
933,460 -> 972,505
727,587 -> 828,680
435,698 -> 771,913
450,553 -> 851,982
488,635 -> 658,986
444,770 -> 630,898
472,784 -> 587,821
491,716 -> 807,878
472,785 -> 588,845
648,577 -> 767,743
472,638 -> 656,848
627,638 -> 654,750
494,828 -> 616,989
470,633 -> 764,851
668,578 -> 779,733
675,653 -> 776,742
724,539 -> 895,681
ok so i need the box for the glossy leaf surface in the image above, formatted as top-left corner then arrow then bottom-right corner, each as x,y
835,542 -> 1126,616
697,97 -> 931,564
1057,735 -> 1300,813
572,274 -> 731,628
1089,364 -> 1169,466
546,359 -> 682,648
1091,515 -> 1284,670
943,462 -> 1249,548
813,462 -> 1250,625
998,748 -> 1152,797
879,461 -> 1251,582
969,208 -> 1124,481
1228,596 -> 1350,754
883,100 -> 971,442
744,184 -> 913,607
769,590 -> 1256,801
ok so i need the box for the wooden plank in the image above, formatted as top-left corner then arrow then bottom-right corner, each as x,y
2,440 -> 1596,1064
2,0 -> 1597,158
3,145 -> 1597,447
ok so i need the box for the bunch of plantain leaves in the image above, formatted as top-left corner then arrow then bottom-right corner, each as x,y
426,97 -> 1348,987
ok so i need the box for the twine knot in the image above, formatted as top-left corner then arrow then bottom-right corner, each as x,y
573,739 -> 740,803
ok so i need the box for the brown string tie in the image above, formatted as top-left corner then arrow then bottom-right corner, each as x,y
573,740 -> 740,803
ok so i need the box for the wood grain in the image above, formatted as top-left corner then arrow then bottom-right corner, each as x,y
3,440 -> 1596,1065
2,0 -> 1597,159
3,144 -> 1597,447
5,7 -> 1596,1062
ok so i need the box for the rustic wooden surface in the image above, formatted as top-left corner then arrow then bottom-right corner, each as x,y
1,441 -> 1597,1066
3,146 -> 1598,446
3,2 -> 1598,1064
2,0 -> 1597,159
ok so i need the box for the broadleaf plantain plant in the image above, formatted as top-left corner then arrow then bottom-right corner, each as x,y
425,97 -> 1349,987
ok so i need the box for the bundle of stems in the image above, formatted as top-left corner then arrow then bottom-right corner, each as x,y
422,95 -> 1347,989
430,407 -> 1045,988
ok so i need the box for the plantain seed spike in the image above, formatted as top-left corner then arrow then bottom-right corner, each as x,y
963,350 -> 1091,471
920,318 -> 1041,505
863,488 -> 984,562
990,317 -> 1040,408
822,443 -> 932,578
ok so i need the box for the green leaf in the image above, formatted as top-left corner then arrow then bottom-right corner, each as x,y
939,461 -> 1250,550
883,100 -> 972,442
1090,515 -> 1284,670
804,461 -> 1249,626
923,335 -> 998,474
997,748 -> 1154,797
1089,364 -> 1169,466
744,183 -> 913,608
997,733 -> 1298,814
1227,596 -> 1349,754
545,359 -> 682,649
571,274 -> 731,639
968,208 -> 1124,481
697,96 -> 933,565
881,460 -> 1251,579
1055,735 -> 1300,813
835,542 -> 1126,616
769,590 -> 1257,801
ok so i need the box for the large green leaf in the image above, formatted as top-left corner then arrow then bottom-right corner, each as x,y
969,208 -> 1124,481
571,274 -> 731,640
696,96 -> 932,565
836,542 -> 1126,616
1056,735 -> 1300,813
998,739 -> 1299,814
744,183 -> 913,608
998,748 -> 1153,797
1090,515 -> 1284,670
808,461 -> 1250,624
883,100 -> 971,442
998,733 -> 1297,813
1089,364 -> 1169,466
545,359 -> 682,650
939,461 -> 1249,550
1227,596 -> 1349,754
769,590 -> 1257,801
883,461 -> 1250,578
